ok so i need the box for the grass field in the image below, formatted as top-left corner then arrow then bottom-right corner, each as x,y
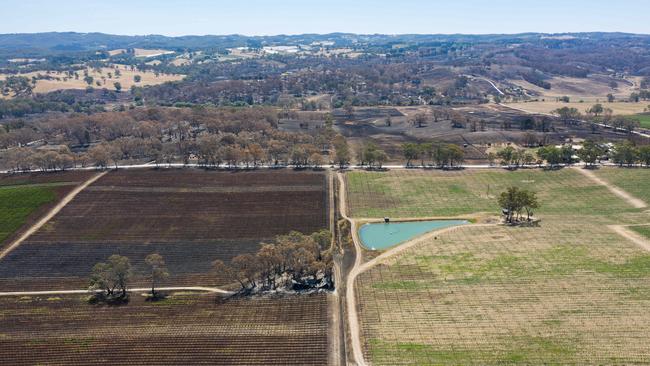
632,114 -> 650,129
0,186 -> 55,243
593,167 -> 650,205
350,168 -> 650,364
0,169 -> 328,291
0,171 -> 93,246
630,225 -> 650,239
507,75 -> 641,101
345,169 -> 636,218
0,292 -> 329,365
0,65 -> 184,95
504,101 -> 648,116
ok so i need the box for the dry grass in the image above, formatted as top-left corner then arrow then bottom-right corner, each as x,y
509,75 -> 642,100
134,48 -> 175,57
108,48 -> 175,57
0,65 -> 184,95
504,101 -> 649,115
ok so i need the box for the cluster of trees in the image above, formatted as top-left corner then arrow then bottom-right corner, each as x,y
332,135 -> 351,168
89,253 -> 169,303
355,142 -> 388,169
555,105 -> 641,134
537,145 -> 576,167
576,140 -> 607,167
2,146 -> 76,172
493,146 -> 537,167
498,186 -> 539,224
1,107 -> 351,171
610,141 -> 650,167
0,76 -> 34,97
402,142 -> 464,168
213,230 -> 333,293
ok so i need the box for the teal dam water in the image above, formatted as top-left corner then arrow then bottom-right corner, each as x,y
359,220 -> 469,250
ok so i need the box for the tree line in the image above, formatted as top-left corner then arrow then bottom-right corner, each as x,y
213,230 -> 334,293
402,142 -> 464,168
89,230 -> 333,304
0,107 -> 350,172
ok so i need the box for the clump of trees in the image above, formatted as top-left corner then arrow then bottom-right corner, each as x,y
402,142 -> 464,168
554,107 -> 581,125
1,107 -> 342,171
577,140 -> 607,167
611,141 -> 650,167
89,255 -> 133,304
537,145 -> 575,168
0,76 -> 34,97
498,187 -> 540,225
213,230 -> 333,293
356,142 -> 388,169
496,146 -> 536,168
88,253 -> 169,304
145,253 -> 169,300
332,135 -> 350,169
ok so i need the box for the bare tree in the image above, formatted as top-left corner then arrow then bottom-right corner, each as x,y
145,253 -> 169,298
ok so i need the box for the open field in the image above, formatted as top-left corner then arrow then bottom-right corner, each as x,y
593,167 -> 650,205
108,48 -> 175,57
632,113 -> 650,128
508,75 -> 641,100
0,65 -> 184,95
504,101 -> 649,116
0,171 -> 94,248
350,168 -> 650,365
356,220 -> 650,365
0,169 -> 328,291
630,225 -> 650,239
0,186 -> 55,244
345,168 -> 636,218
0,292 -> 329,365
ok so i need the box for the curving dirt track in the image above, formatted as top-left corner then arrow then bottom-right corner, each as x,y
337,171 -> 495,365
574,167 -> 647,209
0,171 -> 108,261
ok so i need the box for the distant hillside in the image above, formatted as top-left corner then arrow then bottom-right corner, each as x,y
1,31 -> 648,56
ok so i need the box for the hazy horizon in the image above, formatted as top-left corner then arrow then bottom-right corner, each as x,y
2,0 -> 648,36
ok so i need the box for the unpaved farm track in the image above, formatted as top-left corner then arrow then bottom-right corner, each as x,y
0,286 -> 233,297
574,167 -> 647,209
0,171 -> 108,261
609,225 -> 650,252
337,171 -> 494,365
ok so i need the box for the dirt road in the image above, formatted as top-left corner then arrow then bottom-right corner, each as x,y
337,172 -> 367,366
0,286 -> 233,297
0,171 -> 108,261
574,167 -> 647,209
337,171 -> 496,365
609,225 -> 650,252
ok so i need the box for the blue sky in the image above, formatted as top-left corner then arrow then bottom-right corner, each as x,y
2,0 -> 648,36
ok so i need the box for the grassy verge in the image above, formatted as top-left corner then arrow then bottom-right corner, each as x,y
0,186 -> 56,243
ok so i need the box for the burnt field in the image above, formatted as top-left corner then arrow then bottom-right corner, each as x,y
0,170 -> 95,251
336,105 -> 643,164
0,169 -> 329,291
0,292 -> 329,366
